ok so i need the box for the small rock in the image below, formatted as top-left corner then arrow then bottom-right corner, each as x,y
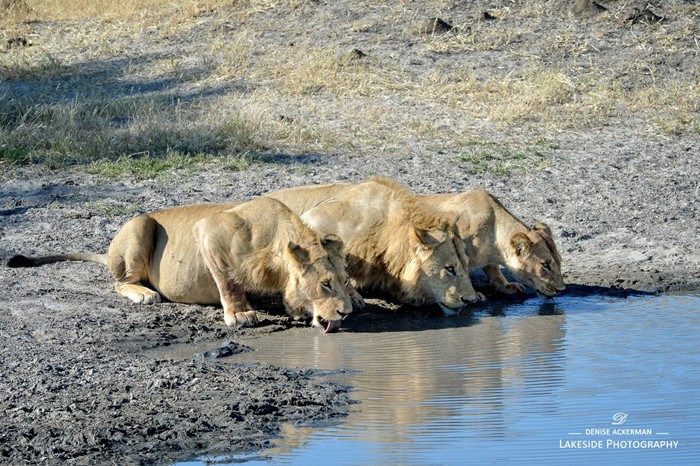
345,48 -> 368,61
7,36 -> 33,48
277,115 -> 294,123
628,5 -> 663,24
67,211 -> 92,219
421,17 -> 453,34
196,341 -> 250,359
571,0 -> 607,17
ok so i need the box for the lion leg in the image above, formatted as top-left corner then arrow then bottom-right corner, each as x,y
484,264 -> 525,294
107,215 -> 162,304
205,263 -> 260,328
347,279 -> 366,310
219,283 -> 259,328
193,214 -> 261,328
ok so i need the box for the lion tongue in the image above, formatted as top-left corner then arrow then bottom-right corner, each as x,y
324,319 -> 341,333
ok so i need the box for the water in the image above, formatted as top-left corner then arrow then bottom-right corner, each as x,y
179,292 -> 700,465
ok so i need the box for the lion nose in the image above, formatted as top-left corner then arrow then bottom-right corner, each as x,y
461,295 -> 476,304
556,285 -> 566,293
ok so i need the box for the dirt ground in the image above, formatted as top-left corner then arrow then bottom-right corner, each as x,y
1,0 -> 699,464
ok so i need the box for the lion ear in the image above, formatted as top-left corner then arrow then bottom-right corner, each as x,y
533,222 -> 553,237
287,242 -> 311,266
320,234 -> 344,256
511,232 -> 533,258
413,227 -> 447,248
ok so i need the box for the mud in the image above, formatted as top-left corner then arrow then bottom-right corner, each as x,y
1,0 -> 700,464
2,126 -> 698,463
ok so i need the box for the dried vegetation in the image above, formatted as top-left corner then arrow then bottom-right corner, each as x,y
1,0 -> 699,173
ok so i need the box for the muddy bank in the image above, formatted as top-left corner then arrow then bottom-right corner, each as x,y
0,349 -> 351,464
0,276 -> 353,464
2,125 -> 699,463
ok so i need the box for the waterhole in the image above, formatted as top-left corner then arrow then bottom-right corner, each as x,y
180,292 -> 700,465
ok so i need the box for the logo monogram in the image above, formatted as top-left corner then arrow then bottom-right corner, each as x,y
612,413 -> 628,425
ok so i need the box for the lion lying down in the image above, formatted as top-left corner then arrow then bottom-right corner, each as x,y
7,197 -> 353,332
268,176 -> 485,314
421,189 -> 565,297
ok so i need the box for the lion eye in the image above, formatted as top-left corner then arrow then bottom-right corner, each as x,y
344,278 -> 350,287
445,266 -> 456,276
321,280 -> 332,290
542,262 -> 552,271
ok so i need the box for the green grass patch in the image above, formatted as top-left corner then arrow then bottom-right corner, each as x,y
0,143 -> 31,165
84,200 -> 143,218
86,151 -> 207,181
220,152 -> 251,171
85,150 -> 278,182
457,139 -> 554,175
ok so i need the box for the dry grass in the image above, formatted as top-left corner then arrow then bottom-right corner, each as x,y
1,0 -> 699,173
1,0 -> 219,22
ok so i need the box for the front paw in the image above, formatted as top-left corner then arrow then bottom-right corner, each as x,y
500,282 -> 526,294
224,310 -> 261,327
350,290 -> 366,310
136,290 -> 162,304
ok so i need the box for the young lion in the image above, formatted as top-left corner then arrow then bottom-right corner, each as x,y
421,189 -> 566,297
7,198 -> 353,332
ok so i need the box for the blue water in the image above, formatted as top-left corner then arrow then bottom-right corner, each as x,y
180,292 -> 700,465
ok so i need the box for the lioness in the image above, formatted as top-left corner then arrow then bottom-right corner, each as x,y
268,177 -> 484,314
421,189 -> 565,297
7,197 -> 353,332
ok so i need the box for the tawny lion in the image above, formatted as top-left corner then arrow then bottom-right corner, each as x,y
421,189 -> 565,297
7,197 -> 353,332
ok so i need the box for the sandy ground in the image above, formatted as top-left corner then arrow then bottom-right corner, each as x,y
1,0 -> 699,464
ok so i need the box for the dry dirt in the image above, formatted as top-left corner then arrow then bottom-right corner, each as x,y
1,0 -> 699,464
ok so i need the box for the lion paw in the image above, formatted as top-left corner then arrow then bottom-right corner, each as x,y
128,288 -> 160,304
350,291 -> 366,310
224,310 -> 261,328
119,285 -> 161,304
501,282 -> 526,294
141,290 -> 162,304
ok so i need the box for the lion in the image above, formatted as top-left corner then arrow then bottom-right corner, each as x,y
7,197 -> 353,332
420,189 -> 565,297
267,176 -> 484,314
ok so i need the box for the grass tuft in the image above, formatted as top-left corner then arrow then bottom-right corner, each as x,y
457,139 -> 554,176
86,151 -> 205,181
84,200 -> 143,218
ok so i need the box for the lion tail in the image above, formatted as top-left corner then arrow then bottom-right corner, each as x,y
7,252 -> 108,267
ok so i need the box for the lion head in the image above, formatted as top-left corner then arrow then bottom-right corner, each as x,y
509,222 -> 565,297
284,234 -> 353,332
401,225 -> 482,314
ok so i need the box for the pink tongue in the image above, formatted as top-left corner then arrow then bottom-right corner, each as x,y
324,319 -> 341,333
